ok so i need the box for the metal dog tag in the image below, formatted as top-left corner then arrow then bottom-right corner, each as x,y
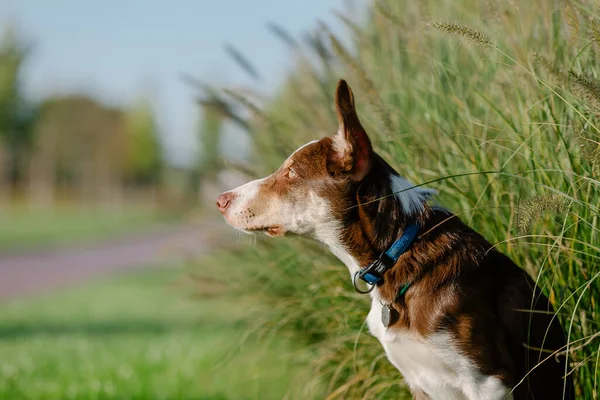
381,304 -> 398,328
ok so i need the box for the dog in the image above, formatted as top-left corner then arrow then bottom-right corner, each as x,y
216,79 -> 574,400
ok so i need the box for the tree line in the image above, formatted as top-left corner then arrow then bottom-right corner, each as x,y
0,29 -> 165,206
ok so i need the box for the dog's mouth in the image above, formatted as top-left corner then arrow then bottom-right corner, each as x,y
245,225 -> 286,237
220,213 -> 286,237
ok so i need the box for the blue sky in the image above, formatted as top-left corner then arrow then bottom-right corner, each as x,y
0,0 -> 355,165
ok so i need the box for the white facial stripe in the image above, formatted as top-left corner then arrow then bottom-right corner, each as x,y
232,176 -> 266,201
389,174 -> 436,215
222,176 -> 269,231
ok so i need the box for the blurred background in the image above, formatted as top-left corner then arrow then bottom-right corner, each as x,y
1,0 -> 600,399
0,1 -> 350,399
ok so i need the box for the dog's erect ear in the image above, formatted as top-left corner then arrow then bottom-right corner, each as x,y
328,79 -> 373,180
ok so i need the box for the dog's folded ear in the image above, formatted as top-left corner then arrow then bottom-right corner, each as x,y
328,79 -> 373,180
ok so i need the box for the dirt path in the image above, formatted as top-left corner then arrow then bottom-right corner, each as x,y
0,218 -> 224,300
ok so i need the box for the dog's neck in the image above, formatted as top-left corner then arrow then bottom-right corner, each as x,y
315,155 -> 435,289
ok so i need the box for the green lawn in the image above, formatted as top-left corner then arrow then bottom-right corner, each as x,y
0,268 -> 311,400
0,205 -> 173,252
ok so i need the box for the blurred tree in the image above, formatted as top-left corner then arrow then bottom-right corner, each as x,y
0,29 -> 165,205
28,95 -> 128,204
0,28 -> 38,199
123,99 -> 163,185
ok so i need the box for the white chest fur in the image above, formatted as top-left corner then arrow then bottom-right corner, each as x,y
366,296 -> 512,400
320,235 -> 511,399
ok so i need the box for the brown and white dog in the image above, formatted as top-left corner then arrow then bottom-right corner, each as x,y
216,80 -> 574,400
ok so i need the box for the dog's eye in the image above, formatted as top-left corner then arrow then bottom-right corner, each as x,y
287,168 -> 297,179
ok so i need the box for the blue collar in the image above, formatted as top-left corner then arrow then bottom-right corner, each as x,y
352,223 -> 420,294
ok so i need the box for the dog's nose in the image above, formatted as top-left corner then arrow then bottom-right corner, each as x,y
216,192 -> 232,213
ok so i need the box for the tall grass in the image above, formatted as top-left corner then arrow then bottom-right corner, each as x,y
199,0 -> 600,398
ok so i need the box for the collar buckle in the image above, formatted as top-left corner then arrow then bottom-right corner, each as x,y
352,222 -> 420,295
352,254 -> 395,294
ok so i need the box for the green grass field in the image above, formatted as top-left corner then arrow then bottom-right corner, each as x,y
0,267 -> 312,400
0,205 -> 172,252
